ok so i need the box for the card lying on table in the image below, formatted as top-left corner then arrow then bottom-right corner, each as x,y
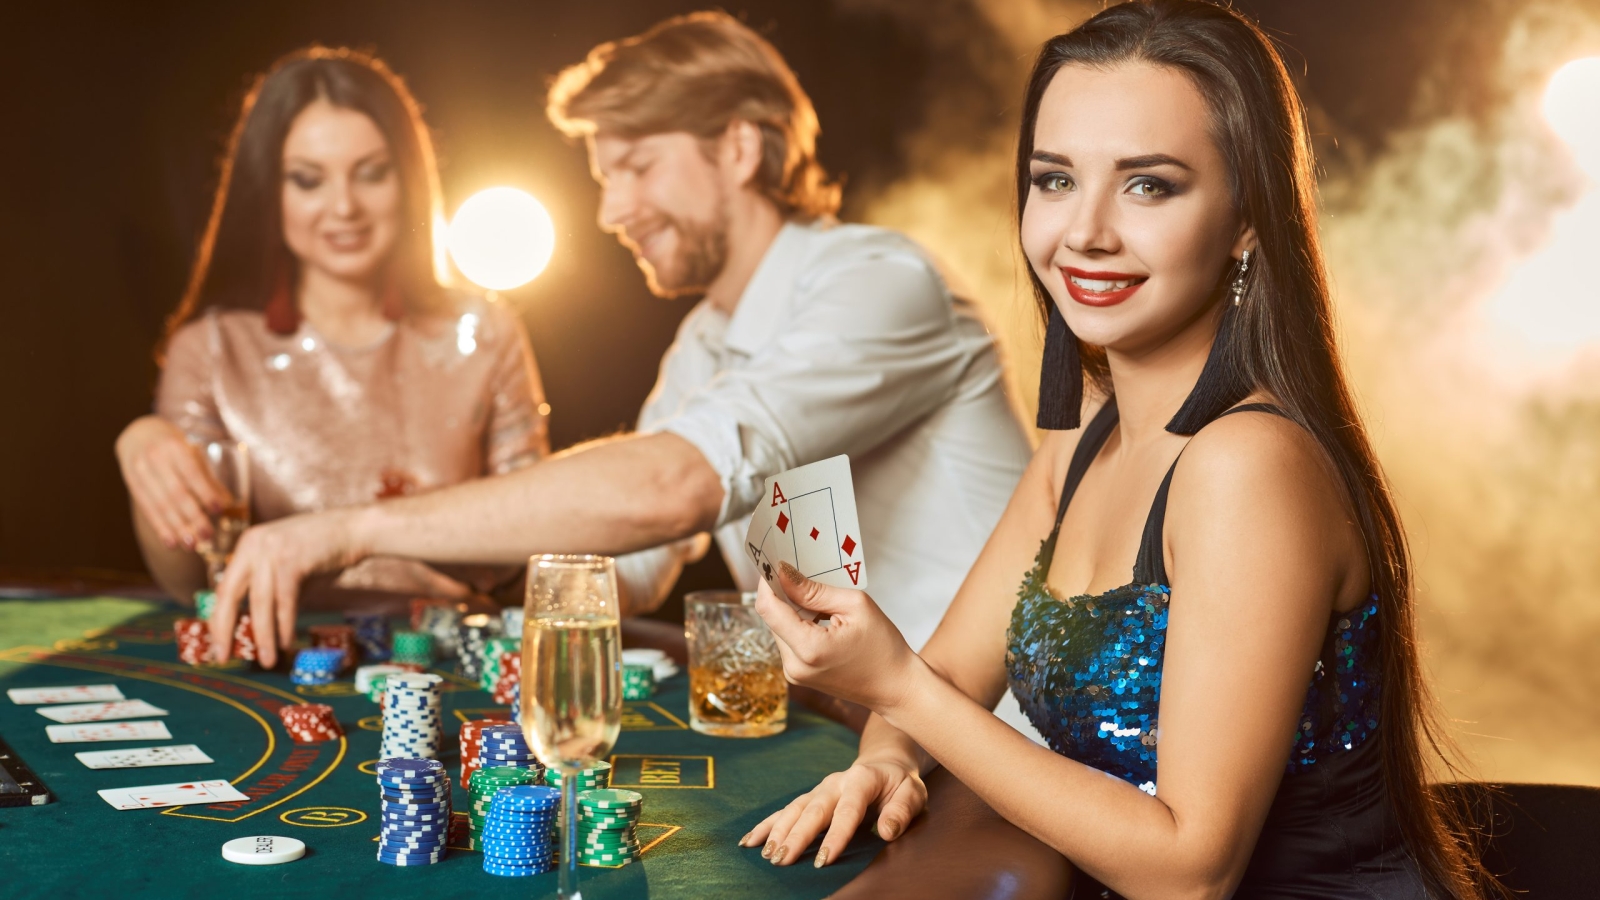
47,720 -> 174,743
36,699 -> 169,724
97,778 -> 248,810
76,744 -> 213,770
8,684 -> 125,705
744,455 -> 868,621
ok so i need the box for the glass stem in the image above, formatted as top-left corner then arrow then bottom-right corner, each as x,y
560,768 -> 581,899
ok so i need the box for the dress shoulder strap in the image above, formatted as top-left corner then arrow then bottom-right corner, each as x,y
1131,403 -> 1291,585
1054,398 -> 1120,528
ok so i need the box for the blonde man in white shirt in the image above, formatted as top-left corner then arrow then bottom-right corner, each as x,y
209,12 -> 1034,729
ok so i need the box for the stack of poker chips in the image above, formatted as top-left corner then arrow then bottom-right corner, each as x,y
480,784 -> 559,876
380,673 -> 444,759
232,616 -> 260,662
543,760 -> 610,793
391,630 -> 435,667
194,590 -> 217,621
345,612 -> 391,662
309,623 -> 358,671
278,703 -> 343,743
458,718 -> 514,786
376,758 -> 452,866
478,724 -> 540,771
479,636 -> 519,693
622,663 -> 655,700
574,789 -> 645,867
174,618 -> 210,666
544,760 -> 611,845
469,765 -> 543,850
417,603 -> 463,658
455,614 -> 501,681
289,647 -> 344,686
493,651 -> 522,706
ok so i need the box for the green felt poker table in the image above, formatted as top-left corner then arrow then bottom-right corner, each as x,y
0,594 -> 1073,899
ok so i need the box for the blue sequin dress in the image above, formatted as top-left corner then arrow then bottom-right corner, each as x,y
1005,401 -> 1426,898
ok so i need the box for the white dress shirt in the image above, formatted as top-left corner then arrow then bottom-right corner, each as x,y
626,219 -> 1032,654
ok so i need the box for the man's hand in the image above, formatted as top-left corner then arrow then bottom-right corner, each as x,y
211,508 -> 368,668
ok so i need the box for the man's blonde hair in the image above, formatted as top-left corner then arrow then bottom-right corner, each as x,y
547,11 -> 841,219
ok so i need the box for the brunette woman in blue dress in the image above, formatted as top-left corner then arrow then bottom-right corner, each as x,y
742,2 -> 1491,897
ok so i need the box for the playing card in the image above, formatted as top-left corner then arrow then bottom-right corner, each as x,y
743,455 -> 867,620
8,684 -> 124,705
75,744 -> 213,770
36,699 -> 169,724
47,720 -> 174,744
96,778 -> 248,810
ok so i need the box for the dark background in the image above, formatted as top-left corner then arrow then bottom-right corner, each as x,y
0,0 -> 1496,592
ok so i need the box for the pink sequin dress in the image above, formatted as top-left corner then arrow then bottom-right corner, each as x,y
157,293 -> 548,598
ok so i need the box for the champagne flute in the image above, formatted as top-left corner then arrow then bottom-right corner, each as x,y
195,440 -> 250,588
520,554 -> 622,900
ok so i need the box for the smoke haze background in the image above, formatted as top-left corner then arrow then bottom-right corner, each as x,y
845,0 -> 1600,784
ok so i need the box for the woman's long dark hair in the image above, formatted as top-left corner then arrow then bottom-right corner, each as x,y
162,46 -> 447,358
1020,2 -> 1490,896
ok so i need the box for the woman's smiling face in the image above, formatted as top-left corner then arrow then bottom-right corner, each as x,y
1021,61 -> 1253,359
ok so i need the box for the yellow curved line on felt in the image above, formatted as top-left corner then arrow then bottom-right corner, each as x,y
0,646 -> 348,822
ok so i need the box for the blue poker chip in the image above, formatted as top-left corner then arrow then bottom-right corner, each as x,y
380,827 -> 448,839
381,817 -> 449,828
379,793 -> 447,805
378,847 -> 448,859
381,797 -> 449,808
378,759 -> 445,777
482,860 -> 549,877
481,839 -> 553,853
380,839 -> 447,851
377,853 -> 446,865
495,785 -> 560,809
379,832 -> 448,845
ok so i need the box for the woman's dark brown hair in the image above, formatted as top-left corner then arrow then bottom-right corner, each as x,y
1020,1 -> 1492,896
162,46 -> 447,356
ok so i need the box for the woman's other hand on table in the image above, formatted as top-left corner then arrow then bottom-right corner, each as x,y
739,755 -> 928,868
115,415 -> 228,550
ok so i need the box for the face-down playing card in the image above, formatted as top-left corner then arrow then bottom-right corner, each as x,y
744,455 -> 867,620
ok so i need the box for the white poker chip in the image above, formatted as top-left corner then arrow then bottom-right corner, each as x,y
221,835 -> 306,865
621,648 -> 666,665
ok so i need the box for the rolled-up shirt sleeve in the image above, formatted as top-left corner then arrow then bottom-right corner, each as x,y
650,251 -> 972,528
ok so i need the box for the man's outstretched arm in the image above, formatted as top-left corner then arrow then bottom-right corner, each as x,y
210,431 -> 724,667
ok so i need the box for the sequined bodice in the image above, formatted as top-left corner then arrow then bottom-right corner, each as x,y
1003,400 -> 1382,795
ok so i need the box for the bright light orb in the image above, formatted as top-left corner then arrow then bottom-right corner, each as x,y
447,187 -> 556,291
1542,56 -> 1600,178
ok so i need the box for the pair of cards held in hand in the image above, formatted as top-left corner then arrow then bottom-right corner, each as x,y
744,455 -> 868,621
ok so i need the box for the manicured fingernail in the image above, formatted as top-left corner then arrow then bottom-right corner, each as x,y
814,847 -> 830,868
881,822 -> 898,840
779,561 -> 800,580
771,846 -> 787,865
738,832 -> 752,847
761,841 -> 775,859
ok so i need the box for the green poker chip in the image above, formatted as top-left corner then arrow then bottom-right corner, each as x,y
578,789 -> 642,809
194,590 -> 216,621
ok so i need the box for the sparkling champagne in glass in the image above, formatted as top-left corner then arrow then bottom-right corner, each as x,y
521,554 -> 622,900
195,440 -> 250,588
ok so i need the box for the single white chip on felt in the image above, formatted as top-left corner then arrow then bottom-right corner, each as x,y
621,649 -> 666,666
221,835 -> 306,865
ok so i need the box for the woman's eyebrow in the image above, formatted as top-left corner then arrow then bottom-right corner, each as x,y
1030,150 -> 1072,166
1115,153 -> 1192,171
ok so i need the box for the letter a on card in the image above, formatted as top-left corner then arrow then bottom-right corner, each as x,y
744,455 -> 867,620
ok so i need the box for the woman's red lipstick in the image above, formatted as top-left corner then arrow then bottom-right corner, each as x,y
1062,267 -> 1148,307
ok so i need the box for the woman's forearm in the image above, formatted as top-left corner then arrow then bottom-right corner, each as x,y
856,711 -> 933,774
878,659 -> 1228,900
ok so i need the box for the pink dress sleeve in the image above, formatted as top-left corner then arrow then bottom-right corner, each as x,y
482,306 -> 549,475
156,315 -> 228,444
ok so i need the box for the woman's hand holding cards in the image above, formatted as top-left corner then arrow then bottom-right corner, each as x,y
752,562 -> 923,717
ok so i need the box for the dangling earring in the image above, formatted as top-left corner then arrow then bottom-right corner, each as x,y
1231,249 -> 1252,306
1036,304 -> 1084,430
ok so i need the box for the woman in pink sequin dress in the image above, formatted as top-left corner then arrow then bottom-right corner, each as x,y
114,47 -> 549,606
